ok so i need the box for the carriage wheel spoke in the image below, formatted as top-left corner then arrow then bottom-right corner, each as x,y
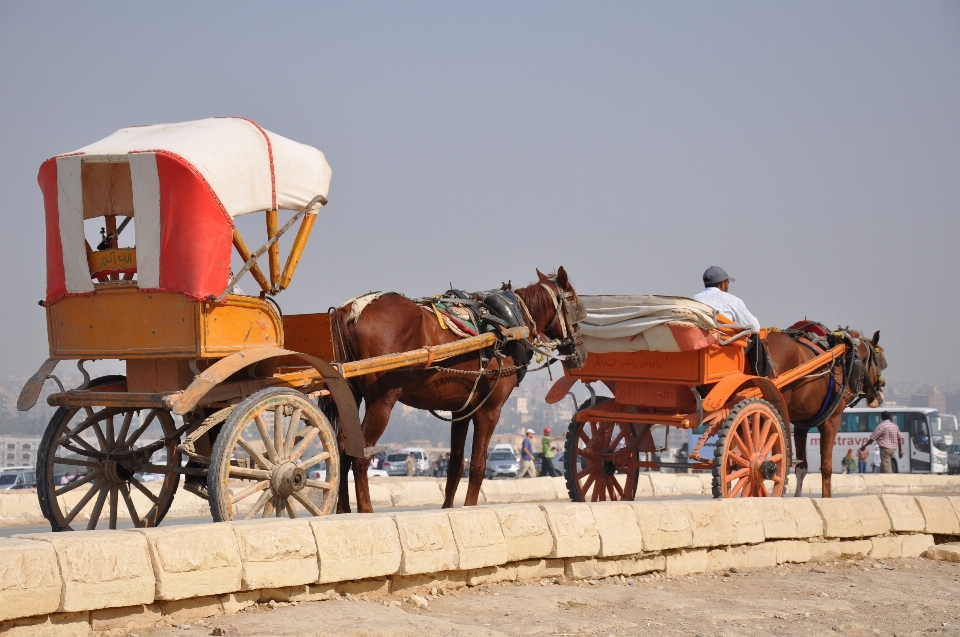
611,475 -> 624,497
752,412 -> 762,451
105,415 -> 116,448
273,406 -> 284,462
730,431 -> 751,458
772,475 -> 784,484
757,481 -> 769,497
55,470 -> 100,496
729,476 -> 748,498
292,491 -> 324,516
760,433 -> 779,457
285,498 -> 298,519
236,438 -> 274,471
263,496 -> 276,519
577,429 -> 591,446
86,483 -> 110,530
129,476 -> 159,503
244,488 -> 273,520
727,452 -> 750,468
758,418 -> 772,451
116,411 -> 135,448
290,427 -> 320,460
769,454 -> 783,463
283,408 -> 302,458
741,480 -> 753,498
741,415 -> 754,452
605,480 -> 616,501
725,467 -> 749,482
254,414 -> 278,463
305,479 -> 332,490
297,450 -> 329,468
64,478 -> 105,524
108,486 -> 119,529
232,480 -> 269,503
119,483 -> 142,527
54,456 -> 101,468
124,410 -> 157,447
227,466 -> 271,480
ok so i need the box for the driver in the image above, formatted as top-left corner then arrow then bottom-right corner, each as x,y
693,266 -> 760,332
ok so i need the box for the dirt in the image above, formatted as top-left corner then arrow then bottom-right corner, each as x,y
141,557 -> 960,637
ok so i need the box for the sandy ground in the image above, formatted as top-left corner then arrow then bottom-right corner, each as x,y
140,556 -> 960,637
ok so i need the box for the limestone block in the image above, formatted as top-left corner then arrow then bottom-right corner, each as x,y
451,479 -> 485,507
665,549 -> 707,575
0,538 -> 62,621
635,474 -> 654,498
788,498 -> 825,538
514,478 -> 559,503
852,496 -> 892,536
133,524 -> 241,601
839,540 -> 873,558
675,475 -> 704,496
489,504 -> 554,562
878,495 -> 925,533
696,473 -> 714,494
738,499 -> 796,539
772,540 -> 812,564
219,590 -> 260,613
159,594 -> 223,620
879,474 -> 910,494
16,530 -> 154,612
367,483 -> 394,509
950,497 -> 960,527
550,477 -> 570,501
869,536 -> 902,560
682,501 -> 738,547
914,496 -> 960,535
466,564 -> 517,586
0,611 -> 90,637
706,543 -> 777,572
394,510 -> 459,575
808,541 -> 842,562
539,503 -> 600,558
388,481 -> 444,507
618,554 -> 665,576
861,474 -> 885,493
831,473 -> 863,494
479,480 -> 520,505
448,508 -> 508,570
311,513 -> 401,583
924,543 -> 960,562
719,499 -> 765,545
89,604 -> 161,632
231,518 -> 318,590
630,501 -> 692,551
588,502 -> 644,557
0,493 -> 46,527
648,473 -> 682,497
812,498 -> 861,538
565,557 -> 622,579
800,473 -> 823,495
515,558 -> 564,581
899,534 -> 934,558
389,571 -> 467,594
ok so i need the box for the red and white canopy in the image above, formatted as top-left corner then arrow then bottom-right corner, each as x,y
39,117 -> 331,303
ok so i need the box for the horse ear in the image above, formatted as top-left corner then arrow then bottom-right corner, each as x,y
536,268 -> 549,282
871,331 -> 880,346
556,266 -> 569,288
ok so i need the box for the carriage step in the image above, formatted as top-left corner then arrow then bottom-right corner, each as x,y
363,445 -> 387,459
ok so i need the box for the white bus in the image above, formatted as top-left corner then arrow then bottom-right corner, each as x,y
690,406 -> 949,474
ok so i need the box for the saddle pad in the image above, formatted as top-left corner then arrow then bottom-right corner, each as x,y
345,291 -> 385,324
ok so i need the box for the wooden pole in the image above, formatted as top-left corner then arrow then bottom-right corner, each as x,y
105,216 -> 118,280
266,209 -> 280,288
277,213 -> 317,291
232,229 -> 271,293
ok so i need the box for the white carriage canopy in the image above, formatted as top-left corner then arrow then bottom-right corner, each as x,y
39,117 -> 332,303
578,295 -> 724,353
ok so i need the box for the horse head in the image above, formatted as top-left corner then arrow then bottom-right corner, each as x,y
535,266 -> 587,369
852,330 -> 887,408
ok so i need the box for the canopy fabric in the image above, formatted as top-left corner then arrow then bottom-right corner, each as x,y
38,117 -> 331,304
579,295 -> 722,353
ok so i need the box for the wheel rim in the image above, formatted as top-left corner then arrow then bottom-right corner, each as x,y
215,392 -> 338,520
41,406 -> 180,530
718,402 -> 787,497
569,420 -> 639,502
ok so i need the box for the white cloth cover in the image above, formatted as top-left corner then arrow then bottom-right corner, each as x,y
128,152 -> 161,289
578,295 -> 721,353
56,155 -> 95,295
71,118 -> 331,217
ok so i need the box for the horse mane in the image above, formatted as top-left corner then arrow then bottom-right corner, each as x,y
514,277 -> 556,333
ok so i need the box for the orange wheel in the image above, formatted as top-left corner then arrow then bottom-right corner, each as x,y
712,398 -> 789,498
564,399 -> 641,502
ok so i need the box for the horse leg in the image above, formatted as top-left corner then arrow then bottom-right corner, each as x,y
819,415 -> 842,499
442,420 -> 470,508
463,406 -> 502,507
793,427 -> 809,498
337,453 -> 352,513
353,385 -> 403,513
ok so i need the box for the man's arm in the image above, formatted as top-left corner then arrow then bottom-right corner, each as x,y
731,297 -> 761,332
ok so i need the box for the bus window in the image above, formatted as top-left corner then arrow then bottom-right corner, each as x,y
842,413 -> 869,433
905,413 -> 930,452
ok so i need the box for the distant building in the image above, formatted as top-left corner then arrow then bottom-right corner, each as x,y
911,388 -> 947,413
1,436 -> 40,469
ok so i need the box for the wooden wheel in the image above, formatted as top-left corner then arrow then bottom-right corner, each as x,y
208,387 -> 339,521
36,376 -> 181,531
712,398 -> 789,498
564,399 -> 641,502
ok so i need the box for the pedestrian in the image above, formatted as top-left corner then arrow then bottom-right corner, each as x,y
857,446 -> 869,473
841,449 -> 856,474
871,447 -> 881,473
517,429 -> 537,478
540,427 -> 560,477
860,411 -> 903,474
405,452 -> 415,477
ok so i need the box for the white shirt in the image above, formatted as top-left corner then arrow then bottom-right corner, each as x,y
693,287 -> 760,332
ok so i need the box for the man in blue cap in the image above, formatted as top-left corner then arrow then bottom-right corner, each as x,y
693,266 -> 760,331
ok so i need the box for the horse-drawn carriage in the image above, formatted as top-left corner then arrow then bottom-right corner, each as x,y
548,295 -> 885,500
17,118 -> 528,530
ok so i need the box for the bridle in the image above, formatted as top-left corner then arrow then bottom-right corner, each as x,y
537,278 -> 587,368
847,339 -> 886,408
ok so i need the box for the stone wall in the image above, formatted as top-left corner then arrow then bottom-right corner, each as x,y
2,494 -> 959,635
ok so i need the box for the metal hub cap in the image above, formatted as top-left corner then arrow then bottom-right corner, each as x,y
750,456 -> 778,482
271,461 -> 307,497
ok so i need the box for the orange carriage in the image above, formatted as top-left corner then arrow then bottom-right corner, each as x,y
546,295 -> 846,499
17,118 -> 526,530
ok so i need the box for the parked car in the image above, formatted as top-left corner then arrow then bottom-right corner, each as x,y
485,449 -> 519,479
0,468 -> 36,491
948,444 -> 960,475
382,453 -> 415,476
398,448 -> 431,475
307,467 -> 386,481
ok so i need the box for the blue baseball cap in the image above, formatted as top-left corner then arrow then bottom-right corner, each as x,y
703,266 -> 735,286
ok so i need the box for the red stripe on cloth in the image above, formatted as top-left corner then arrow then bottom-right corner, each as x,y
38,158 -> 67,304
155,153 -> 234,299
668,324 -> 718,352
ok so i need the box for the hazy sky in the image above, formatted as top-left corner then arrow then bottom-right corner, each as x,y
1,1 -> 958,386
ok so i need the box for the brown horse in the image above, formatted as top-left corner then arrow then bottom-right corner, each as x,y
766,329 -> 887,498
330,267 -> 586,513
